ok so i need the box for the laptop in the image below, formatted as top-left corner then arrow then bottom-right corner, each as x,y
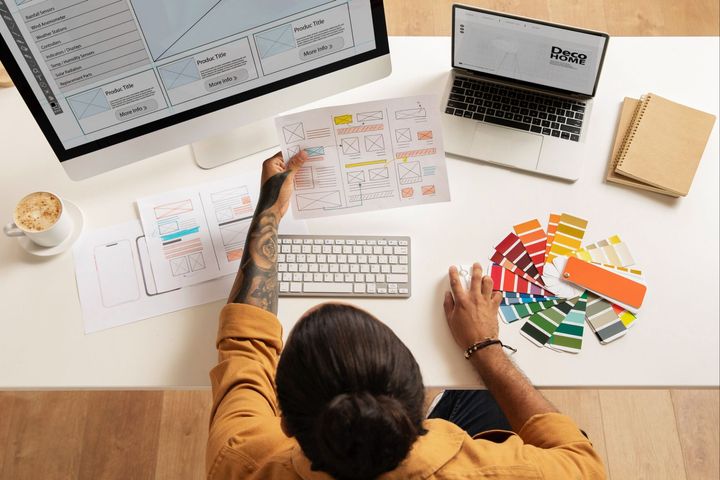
441,5 -> 609,180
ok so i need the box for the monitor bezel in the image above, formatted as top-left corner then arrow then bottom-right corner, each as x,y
451,4 -> 609,98
0,0 -> 389,163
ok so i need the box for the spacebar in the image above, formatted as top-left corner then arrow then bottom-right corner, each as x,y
303,283 -> 354,293
483,116 -> 531,131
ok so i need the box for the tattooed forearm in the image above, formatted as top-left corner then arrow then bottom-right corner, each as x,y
227,171 -> 290,312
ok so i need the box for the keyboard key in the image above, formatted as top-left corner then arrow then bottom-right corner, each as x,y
542,127 -> 552,135
304,283 -> 353,293
551,130 -> 561,137
560,124 -> 581,134
530,126 -> 542,133
385,273 -> 410,283
354,283 -> 366,293
484,116 -> 530,131
392,265 -> 409,273
570,134 -> 580,142
571,104 -> 585,112
565,118 -> 582,127
280,282 -> 289,292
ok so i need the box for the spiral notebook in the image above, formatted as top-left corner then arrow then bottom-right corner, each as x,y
606,94 -> 716,197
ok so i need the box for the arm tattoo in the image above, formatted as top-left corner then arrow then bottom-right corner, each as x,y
228,171 -> 290,313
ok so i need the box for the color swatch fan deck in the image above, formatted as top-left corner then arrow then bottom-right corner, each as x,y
484,214 -> 646,353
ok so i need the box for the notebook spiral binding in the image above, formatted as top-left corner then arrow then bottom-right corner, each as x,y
616,93 -> 652,168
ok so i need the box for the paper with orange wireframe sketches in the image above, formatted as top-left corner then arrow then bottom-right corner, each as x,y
275,95 -> 450,219
137,171 -> 306,291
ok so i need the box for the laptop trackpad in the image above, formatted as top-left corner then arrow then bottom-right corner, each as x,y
471,124 -> 542,171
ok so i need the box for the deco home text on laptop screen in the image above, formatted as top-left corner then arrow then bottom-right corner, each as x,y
453,7 -> 608,96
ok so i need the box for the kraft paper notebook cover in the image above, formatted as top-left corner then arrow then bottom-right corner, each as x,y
605,98 -> 678,196
614,93 -> 716,197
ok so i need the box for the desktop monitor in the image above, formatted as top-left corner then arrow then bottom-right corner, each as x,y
0,0 -> 390,180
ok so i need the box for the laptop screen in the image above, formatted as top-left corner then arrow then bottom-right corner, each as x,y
453,6 -> 608,96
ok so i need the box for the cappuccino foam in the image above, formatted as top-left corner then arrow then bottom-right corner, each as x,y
14,192 -> 62,232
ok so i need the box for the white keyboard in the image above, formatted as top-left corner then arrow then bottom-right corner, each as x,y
277,235 -> 411,298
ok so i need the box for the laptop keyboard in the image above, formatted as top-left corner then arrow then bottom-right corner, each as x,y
445,77 -> 586,142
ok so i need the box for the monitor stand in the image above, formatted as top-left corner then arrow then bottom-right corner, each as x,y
191,118 -> 279,169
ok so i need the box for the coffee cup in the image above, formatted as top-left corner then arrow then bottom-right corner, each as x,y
4,191 -> 73,247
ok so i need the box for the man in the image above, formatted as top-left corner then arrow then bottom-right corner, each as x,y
206,151 -> 606,479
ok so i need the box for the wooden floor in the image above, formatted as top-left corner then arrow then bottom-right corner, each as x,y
384,0 -> 720,36
1,2 -> 719,479
1,389 -> 718,479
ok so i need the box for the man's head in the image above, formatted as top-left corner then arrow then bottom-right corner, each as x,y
276,303 -> 426,479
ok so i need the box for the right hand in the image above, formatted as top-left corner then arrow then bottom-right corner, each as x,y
443,263 -> 503,351
260,150 -> 307,218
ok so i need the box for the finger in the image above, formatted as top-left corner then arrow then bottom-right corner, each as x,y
262,152 -> 282,170
286,150 -> 308,172
481,275 -> 494,299
470,263 -> 483,297
443,291 -> 455,319
491,291 -> 503,306
448,266 -> 468,300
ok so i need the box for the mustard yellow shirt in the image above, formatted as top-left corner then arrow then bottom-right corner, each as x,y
207,304 -> 607,479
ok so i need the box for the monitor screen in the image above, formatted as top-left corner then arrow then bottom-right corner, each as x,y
0,0 -> 386,161
453,6 -> 607,96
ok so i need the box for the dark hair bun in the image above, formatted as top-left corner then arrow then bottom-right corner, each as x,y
314,392 -> 417,479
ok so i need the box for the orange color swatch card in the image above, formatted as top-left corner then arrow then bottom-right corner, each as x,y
560,256 -> 646,311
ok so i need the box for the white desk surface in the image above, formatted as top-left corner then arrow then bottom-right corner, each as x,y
1,37 -> 718,388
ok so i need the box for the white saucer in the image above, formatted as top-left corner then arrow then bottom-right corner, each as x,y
17,200 -> 84,257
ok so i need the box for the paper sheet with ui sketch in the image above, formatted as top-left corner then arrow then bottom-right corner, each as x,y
136,171 -> 306,291
74,213 -> 308,334
73,221 -> 233,334
275,95 -> 451,219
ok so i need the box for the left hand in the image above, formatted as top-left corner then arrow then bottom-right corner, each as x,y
261,151 -> 307,218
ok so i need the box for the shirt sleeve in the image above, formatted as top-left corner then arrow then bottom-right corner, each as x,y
206,303 -> 285,475
516,412 -> 607,479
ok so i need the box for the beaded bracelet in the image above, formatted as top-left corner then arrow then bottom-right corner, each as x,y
464,338 -> 517,359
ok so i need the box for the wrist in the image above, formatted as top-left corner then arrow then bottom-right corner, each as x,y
468,344 -> 509,375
